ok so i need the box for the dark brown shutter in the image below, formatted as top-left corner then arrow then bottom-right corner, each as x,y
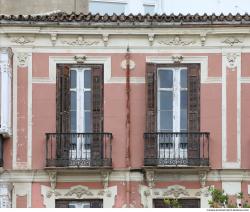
90,200 -> 103,208
187,64 -> 200,166
55,200 -> 69,208
144,63 -> 158,166
90,65 -> 104,166
56,64 -> 70,167
153,199 -> 200,208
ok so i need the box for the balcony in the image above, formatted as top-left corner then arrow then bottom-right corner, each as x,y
46,133 -> 113,168
144,132 -> 209,167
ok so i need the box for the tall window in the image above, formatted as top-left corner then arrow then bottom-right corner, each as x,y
145,63 -> 200,165
56,64 -> 104,166
157,68 -> 188,158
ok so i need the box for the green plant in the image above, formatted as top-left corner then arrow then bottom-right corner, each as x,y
208,187 -> 228,208
163,198 -> 182,208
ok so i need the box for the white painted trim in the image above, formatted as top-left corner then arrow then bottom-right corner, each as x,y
1,169 -> 250,183
27,52 -> 32,169
146,55 -> 220,84
222,50 -> 241,169
12,50 -> 18,169
41,185 -> 117,208
12,183 -> 32,208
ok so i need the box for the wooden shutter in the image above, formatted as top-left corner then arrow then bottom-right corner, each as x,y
144,63 -> 158,166
56,64 -> 70,167
153,199 -> 200,208
90,200 -> 103,208
187,64 -> 200,166
55,200 -> 69,208
90,65 -> 104,166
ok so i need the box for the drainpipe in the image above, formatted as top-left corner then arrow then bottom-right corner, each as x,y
125,46 -> 131,207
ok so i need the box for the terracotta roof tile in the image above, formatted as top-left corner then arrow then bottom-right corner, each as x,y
0,12 -> 250,27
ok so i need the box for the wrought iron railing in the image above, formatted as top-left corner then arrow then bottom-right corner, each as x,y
144,132 -> 210,166
46,133 -> 113,167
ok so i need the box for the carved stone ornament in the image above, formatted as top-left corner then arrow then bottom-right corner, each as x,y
120,59 -> 136,70
101,171 -> 110,189
17,52 -> 29,68
65,186 -> 93,198
200,33 -> 206,46
226,53 -> 238,70
74,55 -> 87,64
222,37 -> 243,46
11,36 -> 34,45
62,36 -> 99,46
172,54 -> 183,64
46,189 -> 61,198
162,185 -> 190,198
158,36 -> 196,46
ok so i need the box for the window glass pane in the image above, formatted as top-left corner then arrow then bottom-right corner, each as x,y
84,91 -> 91,110
89,2 -> 126,15
70,91 -> 76,110
84,111 -> 92,132
180,91 -> 187,109
144,5 -> 155,15
70,111 -> 77,132
180,69 -> 187,88
160,91 -> 173,110
180,109 -> 187,130
160,111 -> 173,130
70,70 -> 76,89
84,70 -> 91,89
158,69 -> 173,88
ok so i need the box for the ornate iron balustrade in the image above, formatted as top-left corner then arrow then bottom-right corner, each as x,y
144,132 -> 210,166
46,133 -> 113,167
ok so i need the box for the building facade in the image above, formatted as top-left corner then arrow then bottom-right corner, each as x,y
0,12 -> 250,208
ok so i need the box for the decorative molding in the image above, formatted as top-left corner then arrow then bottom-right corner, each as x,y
61,36 -> 99,46
41,185 -> 117,208
148,33 -> 154,46
50,33 -> 57,46
102,34 -> 109,47
11,36 -> 34,45
172,54 -> 183,64
162,185 -> 190,198
158,36 -> 196,46
17,52 -> 29,68
120,59 -> 136,70
74,55 -> 87,64
222,37 -> 243,46
65,186 -> 93,198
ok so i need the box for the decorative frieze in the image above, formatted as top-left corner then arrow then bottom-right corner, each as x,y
162,185 -> 190,198
222,37 -> 243,46
74,55 -> 87,64
11,36 -> 34,45
65,186 -> 94,198
158,36 -> 196,46
62,36 -> 99,46
172,54 -> 183,64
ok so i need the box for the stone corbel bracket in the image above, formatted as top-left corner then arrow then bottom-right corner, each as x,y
226,52 -> 240,71
145,170 -> 155,188
199,171 -> 207,188
50,33 -> 57,46
101,170 -> 110,189
200,33 -> 207,46
47,171 -> 57,190
102,34 -> 109,47
148,33 -> 155,46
